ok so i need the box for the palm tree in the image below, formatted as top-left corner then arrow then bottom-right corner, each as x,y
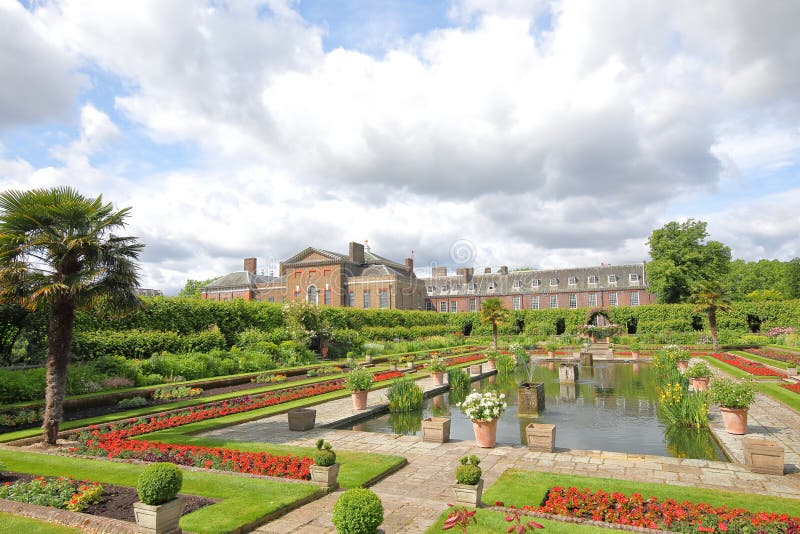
689,279 -> 733,354
0,187 -> 143,444
480,298 -> 509,349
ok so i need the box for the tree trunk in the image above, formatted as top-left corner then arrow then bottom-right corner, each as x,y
43,297 -> 75,445
492,323 -> 498,349
708,307 -> 719,354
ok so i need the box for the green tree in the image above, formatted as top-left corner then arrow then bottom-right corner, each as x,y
689,280 -> 733,353
177,278 -> 216,298
480,298 -> 509,349
726,259 -> 790,300
647,220 -> 731,303
0,187 -> 143,444
785,258 -> 800,299
745,289 -> 785,301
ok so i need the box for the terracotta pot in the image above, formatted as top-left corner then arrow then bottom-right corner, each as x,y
431,371 -> 445,386
471,418 -> 498,448
676,359 -> 689,372
719,406 -> 748,435
605,337 -> 610,343
351,390 -> 368,410
486,359 -> 496,371
631,351 -> 640,360
320,345 -> 329,358
690,377 -> 710,392
590,337 -> 596,343
547,351 -> 555,359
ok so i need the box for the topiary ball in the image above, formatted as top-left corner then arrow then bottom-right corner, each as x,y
137,462 -> 183,505
455,464 -> 482,485
314,449 -> 336,467
331,488 -> 383,534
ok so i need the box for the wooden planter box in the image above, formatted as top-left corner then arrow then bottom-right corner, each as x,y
310,463 -> 340,490
743,438 -> 784,475
422,417 -> 451,443
526,423 -> 556,452
518,383 -> 545,416
133,497 -> 184,534
451,479 -> 483,507
287,408 -> 316,431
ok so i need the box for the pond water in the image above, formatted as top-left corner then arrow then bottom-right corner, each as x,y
337,362 -> 727,461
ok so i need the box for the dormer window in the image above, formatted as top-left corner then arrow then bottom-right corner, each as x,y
532,279 -> 541,288
568,276 -> 578,285
513,280 -> 522,289
442,284 -> 450,292
629,273 -> 641,284
608,274 -> 618,284
426,286 -> 435,293
588,275 -> 598,285
468,283 -> 476,292
488,282 -> 496,290
549,277 -> 558,286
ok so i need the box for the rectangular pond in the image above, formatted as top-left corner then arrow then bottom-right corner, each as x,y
336,361 -> 727,461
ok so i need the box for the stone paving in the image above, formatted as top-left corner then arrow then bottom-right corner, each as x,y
202,366 -> 800,533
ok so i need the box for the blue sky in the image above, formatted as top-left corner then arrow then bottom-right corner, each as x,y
0,0 -> 798,293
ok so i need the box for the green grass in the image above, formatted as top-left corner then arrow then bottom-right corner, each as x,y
424,508 -> 627,533
731,350 -> 789,369
755,381 -> 800,412
701,355 -> 778,381
0,448 -> 319,534
767,344 -> 800,354
0,512 -> 82,534
482,469 -> 800,516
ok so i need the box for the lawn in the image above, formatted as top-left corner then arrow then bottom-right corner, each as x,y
731,350 -> 789,369
425,508 -> 629,533
0,448 -> 320,534
0,512 -> 82,534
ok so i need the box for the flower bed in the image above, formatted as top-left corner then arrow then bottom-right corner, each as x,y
781,383 -> 800,395
0,475 -> 103,512
743,348 -> 799,365
530,485 -> 800,533
372,371 -> 404,382
443,354 -> 485,366
708,353 -> 785,377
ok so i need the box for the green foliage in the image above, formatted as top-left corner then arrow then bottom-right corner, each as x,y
745,289 -> 785,301
428,356 -> 448,372
331,488 -> 384,534
447,369 -> 470,394
72,328 -> 227,360
658,382 -> 709,428
511,343 -> 535,385
136,462 -> 183,505
455,455 -> 482,485
726,258 -> 800,301
387,377 -> 424,412
117,396 -> 148,409
314,439 -> 336,466
684,362 -> 712,379
481,298 -> 510,348
283,301 -> 330,345
345,368 -> 374,392
710,377 -> 756,409
177,278 -> 217,299
494,352 -> 516,375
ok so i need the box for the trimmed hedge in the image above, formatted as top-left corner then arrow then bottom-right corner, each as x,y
72,329 -> 226,360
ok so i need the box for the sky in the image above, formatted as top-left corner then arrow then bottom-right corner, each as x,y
1,0 -> 799,295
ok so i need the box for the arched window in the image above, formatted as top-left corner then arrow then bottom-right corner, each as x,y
307,285 -> 318,305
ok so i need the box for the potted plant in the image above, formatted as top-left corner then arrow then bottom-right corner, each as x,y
628,339 -> 641,360
608,342 -> 615,358
133,462 -> 184,534
710,377 -> 756,435
451,455 -> 483,506
485,348 -> 499,370
513,344 -> 544,416
545,341 -> 559,358
331,488 -> 383,534
458,391 -> 506,448
310,439 -> 339,490
428,356 -> 448,385
685,362 -> 713,391
663,344 -> 690,371
346,368 -> 374,410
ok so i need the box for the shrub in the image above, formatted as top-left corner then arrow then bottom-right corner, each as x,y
447,369 -> 470,393
685,362 -> 712,379
455,455 -> 481,485
314,438 -> 336,466
251,373 -> 287,384
101,376 -> 134,389
428,356 -> 447,373
331,488 -> 384,534
710,377 -> 756,409
387,377 -> 424,412
152,386 -> 203,401
345,368 -> 373,392
117,396 -> 149,409
136,462 -> 183,506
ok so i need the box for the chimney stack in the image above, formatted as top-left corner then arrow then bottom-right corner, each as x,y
349,241 -> 365,264
405,258 -> 414,272
484,267 -> 492,274
244,257 -> 257,275
499,266 -> 508,275
432,266 -> 448,277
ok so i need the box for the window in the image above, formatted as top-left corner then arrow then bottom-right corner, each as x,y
324,289 -> 332,305
549,277 -> 558,286
323,268 -> 332,276
450,284 -> 460,292
630,292 -> 640,306
439,301 -> 447,312
588,293 -> 597,307
608,274 -> 618,284
426,286 -> 435,293
532,279 -> 541,287
629,273 -> 640,284
467,283 -> 476,292
512,296 -> 521,310
347,291 -> 354,307
568,276 -> 578,285
488,282 -> 496,290
588,275 -> 598,285
379,289 -> 389,309
426,301 -> 434,311
363,290 -> 371,308
609,292 -> 618,306
442,284 -> 450,292
550,295 -> 558,308
450,301 -> 457,312
513,280 -> 522,289
307,285 -> 318,305
469,298 -> 477,311
267,297 -> 275,303
531,296 -> 539,309
569,294 -> 577,309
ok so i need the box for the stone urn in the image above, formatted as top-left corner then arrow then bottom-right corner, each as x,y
719,407 -> 748,435
431,371 -> 445,386
287,408 -> 316,431
451,479 -> 483,507
133,497 -> 184,534
690,377 -> 710,392
310,463 -> 340,490
422,417 -> 451,443
351,390 -> 368,410
471,419 -> 498,448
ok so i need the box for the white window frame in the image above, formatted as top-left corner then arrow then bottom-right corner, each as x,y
426,301 -> 434,311
442,284 -> 450,292
307,285 -> 319,305
450,300 -> 457,312
512,296 -> 521,310
549,277 -> 558,286
363,290 -> 371,308
469,298 -> 476,311
588,275 -> 598,285
532,279 -> 541,288
379,289 -> 389,309
439,301 -> 447,312
549,295 -> 558,308
568,294 -> 577,309
467,283 -> 476,292
531,296 -> 539,310
568,276 -> 578,286
588,293 -> 597,307
426,286 -> 435,293
608,274 -> 618,285
513,280 -> 522,289
629,273 -> 640,285
324,288 -> 332,306
630,292 -> 640,306
609,292 -> 618,307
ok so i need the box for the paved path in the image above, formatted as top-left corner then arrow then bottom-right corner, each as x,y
202,366 -> 800,533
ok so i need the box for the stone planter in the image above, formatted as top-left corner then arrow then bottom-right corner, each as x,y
389,363 -> 398,371
743,437 -> 784,475
406,361 -> 415,370
422,417 -> 451,443
451,479 -> 483,507
486,358 -> 497,370
517,383 -> 545,416
469,364 -> 482,376
526,423 -> 555,452
287,408 -> 316,431
310,463 -> 340,490
559,363 -> 578,382
579,352 -> 593,366
689,377 -> 710,392
351,390 -> 368,410
133,497 -> 184,534
676,359 -> 689,372
431,371 -> 445,386
787,366 -> 797,377
471,418 -> 498,448
719,406 -> 748,435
